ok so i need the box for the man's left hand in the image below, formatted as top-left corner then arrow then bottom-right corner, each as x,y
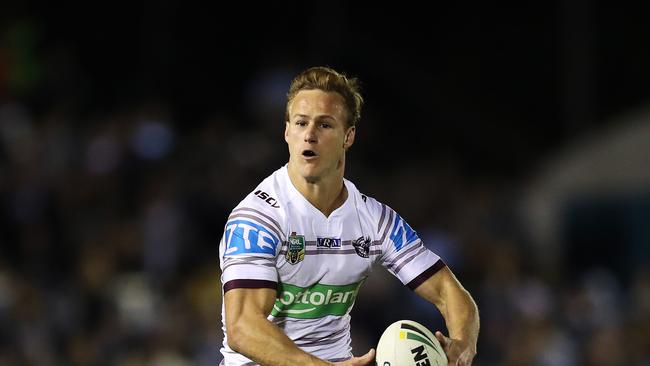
435,331 -> 476,366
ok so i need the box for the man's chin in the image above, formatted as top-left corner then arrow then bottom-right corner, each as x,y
300,169 -> 321,184
295,165 -> 320,182
289,160 -> 326,183
303,175 -> 321,184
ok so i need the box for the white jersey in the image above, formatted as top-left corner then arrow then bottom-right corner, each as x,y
219,165 -> 444,365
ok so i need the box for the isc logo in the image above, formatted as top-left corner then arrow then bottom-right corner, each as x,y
254,190 -> 280,208
411,345 -> 430,366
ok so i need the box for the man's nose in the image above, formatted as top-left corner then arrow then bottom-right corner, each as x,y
304,124 -> 317,142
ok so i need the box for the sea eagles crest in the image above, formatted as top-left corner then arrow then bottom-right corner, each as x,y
352,236 -> 372,258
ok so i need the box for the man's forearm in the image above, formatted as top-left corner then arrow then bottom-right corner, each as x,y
228,314 -> 330,366
442,284 -> 479,348
414,267 -> 480,347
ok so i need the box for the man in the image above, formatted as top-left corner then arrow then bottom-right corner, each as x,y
219,66 -> 479,365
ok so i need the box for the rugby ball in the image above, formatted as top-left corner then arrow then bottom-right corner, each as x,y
376,320 -> 448,366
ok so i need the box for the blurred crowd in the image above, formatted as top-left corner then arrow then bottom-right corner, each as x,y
1,96 -> 649,365
0,99 -> 225,365
1,14 -> 650,366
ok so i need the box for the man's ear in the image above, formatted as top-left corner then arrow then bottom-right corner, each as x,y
284,121 -> 290,143
344,126 -> 356,149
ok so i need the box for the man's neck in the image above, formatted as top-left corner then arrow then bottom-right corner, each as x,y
287,164 -> 347,218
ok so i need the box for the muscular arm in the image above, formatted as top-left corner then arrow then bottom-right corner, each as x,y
225,287 -> 328,366
224,287 -> 374,366
414,265 -> 479,364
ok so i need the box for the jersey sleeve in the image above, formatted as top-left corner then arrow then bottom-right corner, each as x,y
219,197 -> 285,292
373,201 -> 446,290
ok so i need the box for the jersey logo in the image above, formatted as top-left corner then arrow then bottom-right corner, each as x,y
317,237 -> 341,248
286,232 -> 305,264
352,236 -> 372,258
253,190 -> 280,208
271,281 -> 363,319
389,214 -> 418,251
224,220 -> 279,256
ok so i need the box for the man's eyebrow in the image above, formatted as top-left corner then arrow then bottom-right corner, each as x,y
291,114 -> 336,121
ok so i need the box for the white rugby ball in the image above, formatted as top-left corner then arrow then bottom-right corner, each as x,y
376,320 -> 448,366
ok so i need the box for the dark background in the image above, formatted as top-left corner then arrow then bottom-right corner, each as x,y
1,2 -> 649,365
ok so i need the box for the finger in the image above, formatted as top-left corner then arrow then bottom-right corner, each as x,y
458,350 -> 476,366
357,348 -> 375,365
337,349 -> 375,366
435,331 -> 452,348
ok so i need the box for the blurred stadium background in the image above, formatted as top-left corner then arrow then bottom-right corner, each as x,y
1,2 -> 649,365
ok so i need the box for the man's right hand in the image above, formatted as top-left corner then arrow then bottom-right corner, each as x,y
335,349 -> 375,366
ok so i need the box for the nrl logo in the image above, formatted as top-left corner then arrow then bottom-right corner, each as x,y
352,236 -> 372,258
286,232 -> 305,264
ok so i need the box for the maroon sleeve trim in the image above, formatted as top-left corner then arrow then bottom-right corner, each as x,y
223,279 -> 278,293
406,260 -> 447,291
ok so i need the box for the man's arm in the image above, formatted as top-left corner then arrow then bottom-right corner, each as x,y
224,287 -> 375,366
413,265 -> 479,366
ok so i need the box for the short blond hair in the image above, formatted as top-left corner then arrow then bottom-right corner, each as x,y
285,66 -> 363,128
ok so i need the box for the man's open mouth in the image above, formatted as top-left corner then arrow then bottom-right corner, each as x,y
302,150 -> 317,157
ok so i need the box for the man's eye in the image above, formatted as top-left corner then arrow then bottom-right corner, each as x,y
296,121 -> 307,126
320,123 -> 331,128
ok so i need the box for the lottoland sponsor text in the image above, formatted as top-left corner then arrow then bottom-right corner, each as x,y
271,281 -> 364,319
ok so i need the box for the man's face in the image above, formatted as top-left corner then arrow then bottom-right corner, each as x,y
285,89 -> 355,182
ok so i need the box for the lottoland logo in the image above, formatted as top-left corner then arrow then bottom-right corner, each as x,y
271,281 -> 364,319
